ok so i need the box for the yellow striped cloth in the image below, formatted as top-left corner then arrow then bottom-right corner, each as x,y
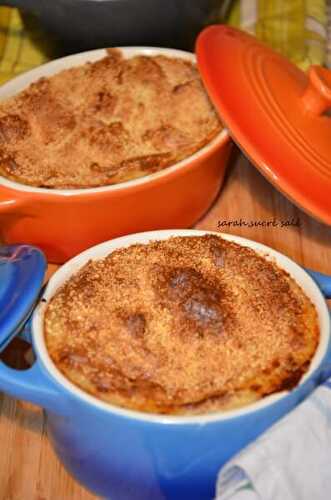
0,6 -> 57,85
215,0 -> 328,70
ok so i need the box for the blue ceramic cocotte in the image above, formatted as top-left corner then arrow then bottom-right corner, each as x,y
0,230 -> 331,500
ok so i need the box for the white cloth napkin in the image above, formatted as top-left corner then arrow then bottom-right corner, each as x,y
215,377 -> 331,500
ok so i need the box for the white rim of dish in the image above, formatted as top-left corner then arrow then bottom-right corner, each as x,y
0,47 -> 229,197
32,229 -> 330,424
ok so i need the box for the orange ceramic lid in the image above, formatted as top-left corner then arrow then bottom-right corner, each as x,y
196,25 -> 331,225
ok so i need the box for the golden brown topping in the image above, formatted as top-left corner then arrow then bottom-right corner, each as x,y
0,114 -> 30,143
44,235 -> 319,414
153,265 -> 226,337
0,51 -> 221,188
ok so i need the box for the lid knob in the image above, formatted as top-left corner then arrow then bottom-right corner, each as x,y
302,66 -> 331,116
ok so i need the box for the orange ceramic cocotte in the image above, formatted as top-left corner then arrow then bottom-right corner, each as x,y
0,47 -> 231,263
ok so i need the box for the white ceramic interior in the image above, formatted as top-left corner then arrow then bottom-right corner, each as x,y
32,230 -> 330,424
0,47 -> 228,196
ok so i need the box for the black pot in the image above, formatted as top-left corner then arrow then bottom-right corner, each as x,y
2,0 -> 218,51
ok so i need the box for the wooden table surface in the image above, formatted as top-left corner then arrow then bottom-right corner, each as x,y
1,149 -> 331,500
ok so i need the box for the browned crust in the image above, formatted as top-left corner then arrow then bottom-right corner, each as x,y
0,49 -> 222,189
44,235 -> 319,415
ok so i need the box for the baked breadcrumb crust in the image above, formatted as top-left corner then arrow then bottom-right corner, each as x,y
45,235 -> 319,415
0,50 -> 221,188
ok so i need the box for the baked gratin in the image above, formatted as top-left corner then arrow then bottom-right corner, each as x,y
44,235 -> 319,415
0,50 -> 221,189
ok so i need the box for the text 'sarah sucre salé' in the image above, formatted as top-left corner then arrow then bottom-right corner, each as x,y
217,218 -> 301,229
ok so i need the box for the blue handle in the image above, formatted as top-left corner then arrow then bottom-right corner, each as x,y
0,244 -> 68,414
0,320 -> 70,416
305,269 -> 331,299
0,357 -> 70,416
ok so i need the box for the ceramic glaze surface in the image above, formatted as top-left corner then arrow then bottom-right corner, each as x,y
0,231 -> 330,499
197,26 -> 331,225
0,244 -> 46,350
